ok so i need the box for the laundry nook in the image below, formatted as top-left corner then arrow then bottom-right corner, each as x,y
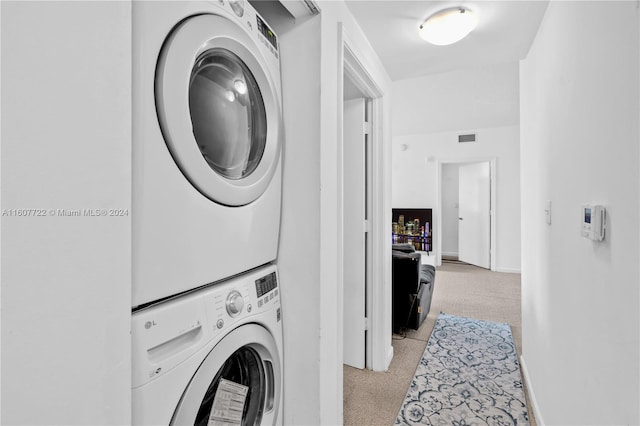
2,1 -> 639,425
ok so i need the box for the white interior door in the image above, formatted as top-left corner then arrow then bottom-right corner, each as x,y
458,162 -> 491,269
343,98 -> 366,369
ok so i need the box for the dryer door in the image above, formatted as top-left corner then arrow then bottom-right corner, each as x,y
156,14 -> 281,206
171,324 -> 281,425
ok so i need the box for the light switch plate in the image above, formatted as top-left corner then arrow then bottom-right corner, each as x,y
545,200 -> 552,225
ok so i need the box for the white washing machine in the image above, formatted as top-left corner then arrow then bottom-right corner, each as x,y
132,264 -> 283,425
133,0 -> 283,307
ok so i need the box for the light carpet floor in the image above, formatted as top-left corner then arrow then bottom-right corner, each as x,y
343,262 -> 537,426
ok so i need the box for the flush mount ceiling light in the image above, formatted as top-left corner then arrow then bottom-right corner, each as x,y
419,7 -> 478,46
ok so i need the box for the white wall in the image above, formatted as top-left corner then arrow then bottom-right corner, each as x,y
1,2 -> 132,424
441,164 -> 460,257
393,62 -> 520,136
277,13 -> 322,426
520,2 -> 639,424
393,126 -> 521,273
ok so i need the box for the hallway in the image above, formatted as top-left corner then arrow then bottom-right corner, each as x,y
343,263 -> 535,425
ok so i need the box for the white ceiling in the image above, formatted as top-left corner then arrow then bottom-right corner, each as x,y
344,0 -> 549,81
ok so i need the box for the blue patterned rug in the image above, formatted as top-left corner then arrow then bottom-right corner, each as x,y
395,313 -> 529,425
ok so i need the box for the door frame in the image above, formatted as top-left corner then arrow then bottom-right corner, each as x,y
435,158 -> 497,271
337,24 -> 388,373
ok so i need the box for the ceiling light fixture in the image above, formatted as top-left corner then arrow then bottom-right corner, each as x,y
419,7 -> 478,46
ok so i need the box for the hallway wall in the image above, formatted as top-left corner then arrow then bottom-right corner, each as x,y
1,2 -> 132,424
278,13 -> 323,426
520,2 -> 640,423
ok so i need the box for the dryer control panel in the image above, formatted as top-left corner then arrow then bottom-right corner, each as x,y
256,16 -> 278,51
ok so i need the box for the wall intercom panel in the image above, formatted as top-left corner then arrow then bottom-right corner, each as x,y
581,204 -> 606,241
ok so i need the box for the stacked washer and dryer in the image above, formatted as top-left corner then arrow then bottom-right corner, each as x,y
131,1 -> 284,424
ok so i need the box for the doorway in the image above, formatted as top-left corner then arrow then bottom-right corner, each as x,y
339,35 -> 387,375
337,25 -> 390,425
342,79 -> 372,370
436,159 -> 496,270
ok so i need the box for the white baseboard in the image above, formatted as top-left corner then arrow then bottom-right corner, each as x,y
520,355 -> 545,426
385,345 -> 394,372
441,251 -> 458,258
496,266 -> 521,274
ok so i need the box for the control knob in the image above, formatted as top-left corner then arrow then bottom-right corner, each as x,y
226,290 -> 244,317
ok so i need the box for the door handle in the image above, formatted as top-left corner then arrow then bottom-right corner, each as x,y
458,217 -> 463,221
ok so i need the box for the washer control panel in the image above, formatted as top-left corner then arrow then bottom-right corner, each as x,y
131,265 -> 279,388
225,290 -> 245,317
255,272 -> 277,297
255,271 -> 278,309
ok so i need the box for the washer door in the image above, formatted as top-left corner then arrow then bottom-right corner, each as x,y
171,324 -> 281,425
156,14 -> 281,206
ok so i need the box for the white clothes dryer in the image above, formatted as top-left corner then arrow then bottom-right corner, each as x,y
133,0 -> 283,307
132,264 -> 283,425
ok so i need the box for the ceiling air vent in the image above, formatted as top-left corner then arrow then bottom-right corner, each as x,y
458,133 -> 477,143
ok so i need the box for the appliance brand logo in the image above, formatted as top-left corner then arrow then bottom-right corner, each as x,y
149,367 -> 162,378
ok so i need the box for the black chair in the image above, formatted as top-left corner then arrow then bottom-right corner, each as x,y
391,244 -> 436,332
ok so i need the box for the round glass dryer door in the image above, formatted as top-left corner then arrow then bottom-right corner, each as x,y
156,14 -> 281,206
171,325 -> 281,425
190,48 -> 267,181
